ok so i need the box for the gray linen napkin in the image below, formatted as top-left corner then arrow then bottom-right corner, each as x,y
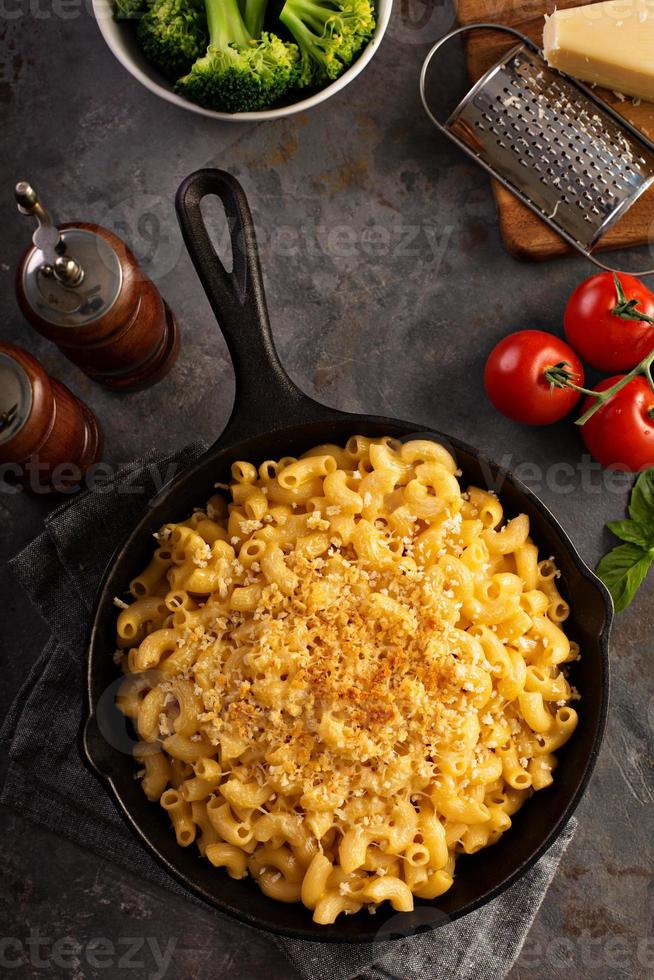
1,448 -> 576,980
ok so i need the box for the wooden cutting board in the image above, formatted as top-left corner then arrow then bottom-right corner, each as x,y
454,0 -> 654,261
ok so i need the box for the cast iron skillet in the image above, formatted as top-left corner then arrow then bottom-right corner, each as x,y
83,168 -> 612,943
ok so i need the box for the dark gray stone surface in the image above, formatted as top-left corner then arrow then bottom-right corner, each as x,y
1,1 -> 652,977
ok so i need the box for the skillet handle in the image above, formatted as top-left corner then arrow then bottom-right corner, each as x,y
175,169 -> 326,443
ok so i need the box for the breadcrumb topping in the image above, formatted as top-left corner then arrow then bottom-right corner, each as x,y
154,529 -> 495,814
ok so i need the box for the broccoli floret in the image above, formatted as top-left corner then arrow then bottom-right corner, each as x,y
242,0 -> 268,36
114,0 -> 146,20
137,0 -> 208,81
176,0 -> 299,112
279,0 -> 374,87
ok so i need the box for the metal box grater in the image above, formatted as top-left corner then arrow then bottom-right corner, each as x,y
420,24 -> 654,273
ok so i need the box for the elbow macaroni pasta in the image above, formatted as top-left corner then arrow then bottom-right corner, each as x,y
115,436 -> 580,923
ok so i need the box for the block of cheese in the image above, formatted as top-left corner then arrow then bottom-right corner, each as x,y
543,0 -> 654,104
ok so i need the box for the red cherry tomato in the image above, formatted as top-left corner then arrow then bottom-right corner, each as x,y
564,272 -> 654,372
484,330 -> 584,425
580,375 -> 654,471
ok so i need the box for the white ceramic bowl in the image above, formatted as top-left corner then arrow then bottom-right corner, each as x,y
92,0 -> 392,121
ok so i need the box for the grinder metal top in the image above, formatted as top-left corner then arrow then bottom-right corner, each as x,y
15,181 -> 123,329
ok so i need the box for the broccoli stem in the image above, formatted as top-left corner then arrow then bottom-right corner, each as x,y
283,0 -> 334,34
280,0 -> 374,86
279,6 -> 321,57
280,0 -> 340,67
207,0 -> 251,49
177,0 -> 299,111
243,0 -> 268,36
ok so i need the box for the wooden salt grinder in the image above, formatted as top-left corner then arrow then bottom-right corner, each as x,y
15,181 -> 180,391
0,342 -> 103,492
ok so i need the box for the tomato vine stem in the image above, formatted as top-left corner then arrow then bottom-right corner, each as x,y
544,349 -> 654,426
611,273 -> 654,324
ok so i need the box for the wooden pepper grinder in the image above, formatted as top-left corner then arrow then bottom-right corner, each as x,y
0,343 -> 103,492
15,181 -> 180,391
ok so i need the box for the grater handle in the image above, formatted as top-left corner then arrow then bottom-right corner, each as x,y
419,24 -> 537,134
420,24 -> 654,277
579,253 -> 654,278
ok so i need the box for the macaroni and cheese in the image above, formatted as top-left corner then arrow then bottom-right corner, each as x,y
115,436 -> 579,923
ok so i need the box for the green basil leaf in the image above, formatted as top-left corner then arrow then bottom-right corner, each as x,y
596,542 -> 653,613
606,519 -> 652,548
628,468 -> 654,530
